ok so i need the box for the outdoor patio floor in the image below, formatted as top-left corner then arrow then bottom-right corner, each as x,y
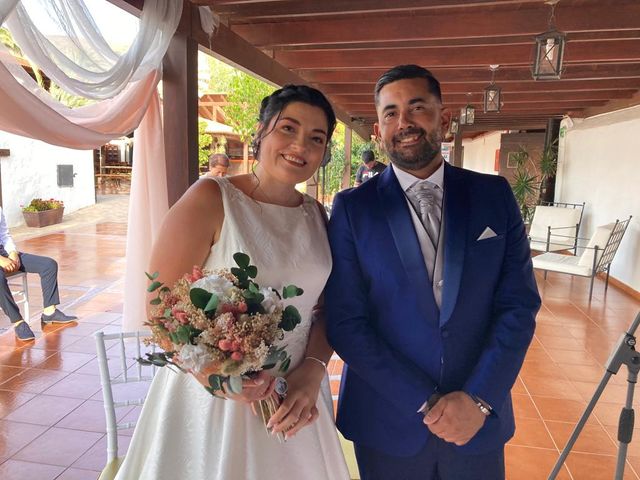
1,196 -> 640,479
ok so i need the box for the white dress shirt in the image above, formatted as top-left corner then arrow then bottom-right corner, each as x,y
0,207 -> 18,253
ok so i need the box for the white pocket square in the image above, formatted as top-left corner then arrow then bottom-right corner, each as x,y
477,227 -> 497,241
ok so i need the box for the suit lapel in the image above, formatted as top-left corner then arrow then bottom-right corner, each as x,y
378,168 -> 438,321
440,163 -> 468,326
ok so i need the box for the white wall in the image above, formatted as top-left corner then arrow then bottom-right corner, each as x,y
0,132 -> 95,227
557,105 -> 640,292
462,131 -> 502,175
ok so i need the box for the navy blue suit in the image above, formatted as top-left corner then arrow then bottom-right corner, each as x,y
326,163 -> 540,477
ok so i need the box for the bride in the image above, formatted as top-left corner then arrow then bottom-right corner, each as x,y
113,85 -> 350,479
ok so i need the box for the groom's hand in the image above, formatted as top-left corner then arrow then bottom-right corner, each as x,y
423,391 -> 486,446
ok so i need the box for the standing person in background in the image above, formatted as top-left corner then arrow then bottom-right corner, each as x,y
204,153 -> 230,177
354,150 -> 386,187
326,64 -> 540,480
0,206 -> 77,341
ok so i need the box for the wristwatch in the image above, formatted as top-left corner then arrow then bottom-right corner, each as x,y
469,394 -> 492,416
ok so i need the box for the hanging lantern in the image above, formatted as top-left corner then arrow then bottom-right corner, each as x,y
449,118 -> 459,134
483,65 -> 502,113
532,1 -> 566,80
459,93 -> 475,125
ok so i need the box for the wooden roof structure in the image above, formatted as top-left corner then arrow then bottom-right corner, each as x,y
192,0 -> 640,135
112,0 -> 640,203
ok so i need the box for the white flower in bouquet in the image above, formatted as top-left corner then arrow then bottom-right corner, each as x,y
191,274 -> 234,299
260,287 -> 281,313
178,342 -> 212,372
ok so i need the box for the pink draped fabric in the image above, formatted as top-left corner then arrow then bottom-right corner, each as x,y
123,92 -> 168,331
0,61 -> 167,330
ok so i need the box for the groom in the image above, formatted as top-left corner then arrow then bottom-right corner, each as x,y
325,65 -> 540,479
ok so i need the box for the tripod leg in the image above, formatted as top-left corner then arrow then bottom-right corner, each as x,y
548,372 -> 613,479
614,370 -> 637,480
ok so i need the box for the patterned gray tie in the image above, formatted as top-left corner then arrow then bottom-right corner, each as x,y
407,181 -> 443,276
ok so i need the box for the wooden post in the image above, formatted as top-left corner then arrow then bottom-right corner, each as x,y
162,3 -> 199,207
341,127 -> 352,190
453,129 -> 464,168
242,142 -> 249,174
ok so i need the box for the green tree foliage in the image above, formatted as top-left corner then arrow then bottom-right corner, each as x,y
198,120 -> 212,167
225,72 -> 274,144
323,123 -> 381,195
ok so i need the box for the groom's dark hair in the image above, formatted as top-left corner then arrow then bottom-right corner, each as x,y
374,64 -> 442,105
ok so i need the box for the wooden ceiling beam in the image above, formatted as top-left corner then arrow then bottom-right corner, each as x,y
231,3 -> 640,48
330,90 -> 636,104
201,0 -> 544,19
263,31 -> 640,52
318,79 -> 640,95
275,41 -> 640,70
301,63 -> 640,83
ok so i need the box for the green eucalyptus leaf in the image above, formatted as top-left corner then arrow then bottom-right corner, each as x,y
279,305 -> 302,331
190,288 -> 212,310
204,294 -> 219,313
233,252 -> 250,269
227,375 -> 243,394
208,374 -> 223,391
248,282 -> 259,294
149,297 -> 161,305
159,286 -> 171,294
246,265 -> 257,278
145,271 -> 160,281
279,356 -> 291,373
147,281 -> 163,293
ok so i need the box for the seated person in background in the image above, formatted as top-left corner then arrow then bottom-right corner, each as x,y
204,153 -> 230,177
0,206 -> 77,341
354,149 -> 386,186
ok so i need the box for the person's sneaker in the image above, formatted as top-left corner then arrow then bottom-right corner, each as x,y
14,320 -> 35,341
41,308 -> 77,327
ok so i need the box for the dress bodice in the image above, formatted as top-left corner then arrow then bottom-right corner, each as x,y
202,176 -> 332,371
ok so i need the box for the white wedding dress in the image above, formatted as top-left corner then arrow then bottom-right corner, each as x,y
115,177 -> 349,480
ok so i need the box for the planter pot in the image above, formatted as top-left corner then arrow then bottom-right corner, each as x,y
22,208 -> 64,228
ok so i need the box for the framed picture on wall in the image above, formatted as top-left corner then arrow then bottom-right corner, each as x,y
507,151 -> 519,168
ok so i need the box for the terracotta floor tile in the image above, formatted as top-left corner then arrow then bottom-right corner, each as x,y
535,334 -> 588,351
34,351 -> 96,373
556,363 -> 613,384
55,400 -> 133,433
532,396 -> 596,425
0,347 -> 55,368
56,467 -> 101,480
521,375 -> 583,400
32,333 -> 84,352
594,402 -> 631,427
0,390 -> 37,418
55,323 -> 105,338
546,420 -> 617,455
565,452 -> 639,480
545,348 -> 600,366
505,445 -> 571,480
0,368 -> 70,394
71,434 -> 131,471
0,459 -> 65,480
512,393 -> 540,420
0,420 -> 48,458
43,372 -> 102,400
602,426 -> 640,457
62,335 -> 103,355
4,394 -> 84,427
509,417 -> 556,449
572,380 -> 640,406
77,312 -> 122,325
0,366 -> 24,384
11,426 -> 102,467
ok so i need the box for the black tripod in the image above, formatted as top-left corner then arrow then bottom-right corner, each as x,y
549,311 -> 640,479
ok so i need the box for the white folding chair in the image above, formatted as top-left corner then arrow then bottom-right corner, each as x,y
7,271 -> 30,321
533,216 -> 632,301
94,330 -> 157,470
529,202 -> 585,254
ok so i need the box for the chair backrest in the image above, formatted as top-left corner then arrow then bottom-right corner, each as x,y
530,205 -> 583,248
577,216 -> 632,272
94,330 -> 157,463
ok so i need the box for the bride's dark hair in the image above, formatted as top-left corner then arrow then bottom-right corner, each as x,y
251,84 -> 337,159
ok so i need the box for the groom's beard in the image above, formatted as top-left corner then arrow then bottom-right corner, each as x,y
383,127 -> 442,171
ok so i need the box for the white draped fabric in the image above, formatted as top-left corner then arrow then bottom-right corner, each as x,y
0,0 -> 183,329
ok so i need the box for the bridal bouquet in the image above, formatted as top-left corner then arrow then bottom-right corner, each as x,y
138,252 -> 303,440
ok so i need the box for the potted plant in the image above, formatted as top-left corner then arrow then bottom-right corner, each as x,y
22,198 -> 65,227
